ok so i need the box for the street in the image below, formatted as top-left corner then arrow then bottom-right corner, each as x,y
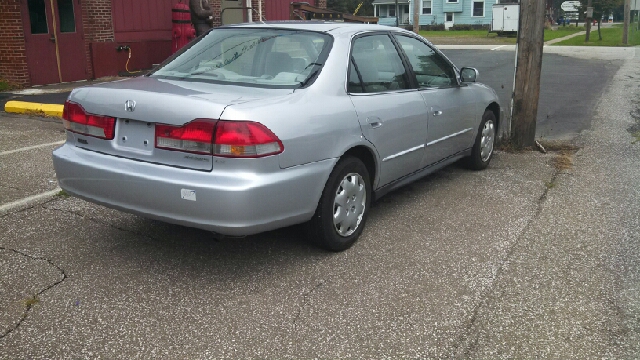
1,47 -> 639,358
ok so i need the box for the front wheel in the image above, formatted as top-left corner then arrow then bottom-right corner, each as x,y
308,156 -> 372,251
466,110 -> 496,170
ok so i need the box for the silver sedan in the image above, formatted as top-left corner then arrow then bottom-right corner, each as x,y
53,22 -> 502,251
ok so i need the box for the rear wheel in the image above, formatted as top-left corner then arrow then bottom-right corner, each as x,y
466,110 -> 496,170
308,156 -> 371,251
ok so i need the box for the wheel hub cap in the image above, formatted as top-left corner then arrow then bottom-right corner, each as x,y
333,173 -> 366,237
480,120 -> 495,162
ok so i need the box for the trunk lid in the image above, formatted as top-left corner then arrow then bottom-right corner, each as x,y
67,77 -> 292,170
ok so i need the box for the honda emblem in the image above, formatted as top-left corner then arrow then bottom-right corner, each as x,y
125,100 -> 136,112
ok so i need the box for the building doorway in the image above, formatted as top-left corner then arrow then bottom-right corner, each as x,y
21,0 -> 87,85
445,12 -> 454,30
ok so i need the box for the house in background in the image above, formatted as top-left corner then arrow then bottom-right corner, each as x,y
373,0 -> 410,26
0,0 -> 326,87
374,0 -> 499,29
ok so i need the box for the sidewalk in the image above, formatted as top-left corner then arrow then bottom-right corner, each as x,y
1,77 -> 120,117
463,46 -> 640,358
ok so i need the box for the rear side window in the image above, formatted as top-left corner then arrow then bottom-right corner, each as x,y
349,34 -> 409,93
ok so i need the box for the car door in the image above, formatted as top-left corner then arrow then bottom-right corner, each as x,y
348,33 -> 430,188
393,34 -> 477,168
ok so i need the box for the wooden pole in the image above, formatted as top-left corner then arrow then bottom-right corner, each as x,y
510,0 -> 546,149
413,0 -> 420,34
623,0 -> 631,44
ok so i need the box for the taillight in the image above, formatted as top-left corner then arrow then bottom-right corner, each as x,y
155,119 -> 217,155
62,101 -> 116,140
214,121 -> 283,158
154,120 -> 283,158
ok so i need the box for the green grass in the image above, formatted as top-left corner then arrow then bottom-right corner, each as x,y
418,27 -> 584,43
544,26 -> 585,41
0,80 -> 12,92
419,30 -> 517,44
553,24 -> 640,46
419,30 -> 494,38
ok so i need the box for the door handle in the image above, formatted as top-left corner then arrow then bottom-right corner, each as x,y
49,36 -> 56,42
366,116 -> 382,129
433,110 -> 443,116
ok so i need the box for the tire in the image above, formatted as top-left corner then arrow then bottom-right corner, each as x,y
308,156 -> 372,251
466,110 -> 496,170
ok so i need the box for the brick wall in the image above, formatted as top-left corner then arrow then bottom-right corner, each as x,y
209,0 -> 222,27
0,0 -> 29,87
81,0 -> 115,80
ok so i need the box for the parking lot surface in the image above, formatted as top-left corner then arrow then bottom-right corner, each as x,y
1,47 -> 639,358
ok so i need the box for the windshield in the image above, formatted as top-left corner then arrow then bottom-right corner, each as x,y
151,28 -> 332,88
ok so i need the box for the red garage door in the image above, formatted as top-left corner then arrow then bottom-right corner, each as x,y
264,0 -> 315,21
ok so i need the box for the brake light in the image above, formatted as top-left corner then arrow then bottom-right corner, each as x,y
214,121 -> 283,158
154,120 -> 283,158
62,101 -> 116,140
155,119 -> 217,155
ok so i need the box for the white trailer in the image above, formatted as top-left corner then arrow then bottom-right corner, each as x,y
491,3 -> 519,34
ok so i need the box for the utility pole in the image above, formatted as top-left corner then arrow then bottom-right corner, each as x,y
413,0 -> 420,34
395,0 -> 399,27
510,0 -> 546,149
585,0 -> 592,42
623,0 -> 631,44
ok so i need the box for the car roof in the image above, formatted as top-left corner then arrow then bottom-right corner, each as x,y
219,21 -> 411,36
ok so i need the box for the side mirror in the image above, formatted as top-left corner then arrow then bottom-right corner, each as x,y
460,67 -> 478,83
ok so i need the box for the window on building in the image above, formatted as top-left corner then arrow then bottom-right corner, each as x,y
57,0 -> 76,33
27,0 -> 48,34
388,5 -> 396,17
447,0 -> 458,3
472,0 -> 485,17
377,4 -> 398,17
422,0 -> 432,15
446,13 -> 453,22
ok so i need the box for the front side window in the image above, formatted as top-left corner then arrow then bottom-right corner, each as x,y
152,28 -> 331,88
349,34 -> 409,93
422,1 -> 432,15
395,35 -> 456,88
473,1 -> 485,17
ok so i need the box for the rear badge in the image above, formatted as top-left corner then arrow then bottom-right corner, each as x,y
125,100 -> 136,112
180,189 -> 196,201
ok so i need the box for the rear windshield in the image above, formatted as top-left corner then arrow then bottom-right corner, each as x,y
151,28 -> 332,88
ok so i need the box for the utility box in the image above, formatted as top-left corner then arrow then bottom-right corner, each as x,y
491,3 -> 519,34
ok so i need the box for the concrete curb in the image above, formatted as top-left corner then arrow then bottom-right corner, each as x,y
4,100 -> 63,117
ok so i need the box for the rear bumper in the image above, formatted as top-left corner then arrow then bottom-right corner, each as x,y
52,144 -> 335,236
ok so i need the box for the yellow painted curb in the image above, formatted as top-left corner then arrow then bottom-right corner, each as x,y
4,100 -> 64,118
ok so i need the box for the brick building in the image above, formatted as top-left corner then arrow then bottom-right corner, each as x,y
0,0 -> 326,87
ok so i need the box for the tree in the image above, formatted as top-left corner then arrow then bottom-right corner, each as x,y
579,0 -> 623,40
326,0 -> 374,16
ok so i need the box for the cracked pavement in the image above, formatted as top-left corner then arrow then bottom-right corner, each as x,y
1,48 -> 639,358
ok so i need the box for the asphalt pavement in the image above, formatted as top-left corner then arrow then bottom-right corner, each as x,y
1,47 -> 639,357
